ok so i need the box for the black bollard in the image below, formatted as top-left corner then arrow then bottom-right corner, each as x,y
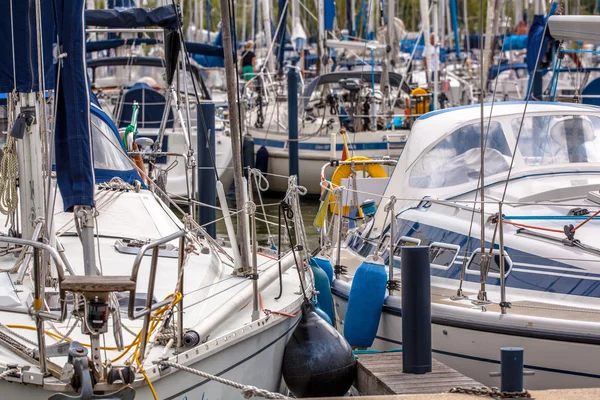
287,68 -> 299,179
401,246 -> 432,374
501,347 -> 524,393
197,102 -> 216,238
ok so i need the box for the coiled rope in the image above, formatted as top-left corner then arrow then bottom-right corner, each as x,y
0,96 -> 19,217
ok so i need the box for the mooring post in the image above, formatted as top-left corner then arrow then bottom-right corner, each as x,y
197,102 -> 216,238
401,246 -> 432,374
288,68 -> 299,180
501,347 -> 524,392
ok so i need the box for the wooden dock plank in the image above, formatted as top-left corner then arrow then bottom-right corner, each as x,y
354,352 -> 483,396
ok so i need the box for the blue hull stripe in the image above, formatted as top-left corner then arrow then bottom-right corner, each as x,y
349,219 -> 600,297
375,336 -> 600,379
253,137 -> 403,151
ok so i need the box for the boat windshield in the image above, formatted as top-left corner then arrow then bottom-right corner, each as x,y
409,121 -> 512,188
511,115 -> 600,166
90,113 -> 134,172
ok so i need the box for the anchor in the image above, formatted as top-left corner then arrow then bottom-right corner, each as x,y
48,342 -> 136,400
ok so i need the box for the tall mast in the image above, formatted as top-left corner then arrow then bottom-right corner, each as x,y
262,0 -> 274,72
200,0 -> 204,41
482,0 -> 500,89
251,0 -> 257,41
421,0 -> 431,86
367,0 -> 375,39
318,0 -> 325,74
218,0 -> 252,274
242,0 -> 248,41
387,0 -> 396,65
432,0 -> 439,110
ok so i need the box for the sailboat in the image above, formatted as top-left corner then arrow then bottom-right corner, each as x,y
326,99 -> 600,390
316,14 -> 600,390
0,2 -> 309,399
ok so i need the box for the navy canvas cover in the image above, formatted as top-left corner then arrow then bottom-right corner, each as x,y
54,0 -> 95,211
118,82 -> 174,129
0,0 -> 55,93
85,5 -> 179,30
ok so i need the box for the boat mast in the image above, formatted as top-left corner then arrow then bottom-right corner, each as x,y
482,0 -> 500,90
420,0 -> 432,90
242,0 -> 248,41
367,0 -> 375,39
262,0 -> 274,72
318,0 -> 325,74
432,0 -> 439,110
477,0 -> 488,302
387,0 -> 396,65
218,0 -> 252,274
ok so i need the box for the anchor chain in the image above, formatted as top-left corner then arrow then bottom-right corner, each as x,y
449,386 -> 531,398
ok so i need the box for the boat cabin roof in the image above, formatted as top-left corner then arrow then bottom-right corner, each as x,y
380,101 -> 600,210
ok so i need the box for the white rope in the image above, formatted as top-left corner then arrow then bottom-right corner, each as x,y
153,360 -> 291,399
249,168 -> 275,246
0,368 -> 19,380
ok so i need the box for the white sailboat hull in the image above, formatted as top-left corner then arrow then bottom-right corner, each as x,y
250,129 -> 404,194
137,314 -> 298,400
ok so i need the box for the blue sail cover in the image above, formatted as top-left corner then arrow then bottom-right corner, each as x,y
0,0 -> 55,93
191,30 -> 225,67
275,0 -> 289,69
324,0 -> 336,31
54,0 -> 94,211
526,14 -> 555,75
85,5 -> 179,30
86,38 -> 160,53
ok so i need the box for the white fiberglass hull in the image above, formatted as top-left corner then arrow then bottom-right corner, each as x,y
249,129 -> 405,194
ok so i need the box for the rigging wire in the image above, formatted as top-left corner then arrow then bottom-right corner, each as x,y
170,0 -> 220,182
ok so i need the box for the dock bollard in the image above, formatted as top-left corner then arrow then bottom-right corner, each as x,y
501,347 -> 524,392
400,246 -> 432,374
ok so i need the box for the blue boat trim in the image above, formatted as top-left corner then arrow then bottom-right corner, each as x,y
374,336 -> 600,379
163,317 -> 300,399
331,287 -> 600,346
348,219 -> 600,297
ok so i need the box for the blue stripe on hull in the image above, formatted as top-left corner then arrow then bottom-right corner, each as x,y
350,219 -> 600,297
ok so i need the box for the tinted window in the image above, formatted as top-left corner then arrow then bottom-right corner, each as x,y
466,250 -> 511,276
430,244 -> 458,269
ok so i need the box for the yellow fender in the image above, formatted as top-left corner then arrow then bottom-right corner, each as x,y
328,156 -> 387,215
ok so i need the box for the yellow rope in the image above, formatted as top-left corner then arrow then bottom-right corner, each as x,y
6,292 -> 180,400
